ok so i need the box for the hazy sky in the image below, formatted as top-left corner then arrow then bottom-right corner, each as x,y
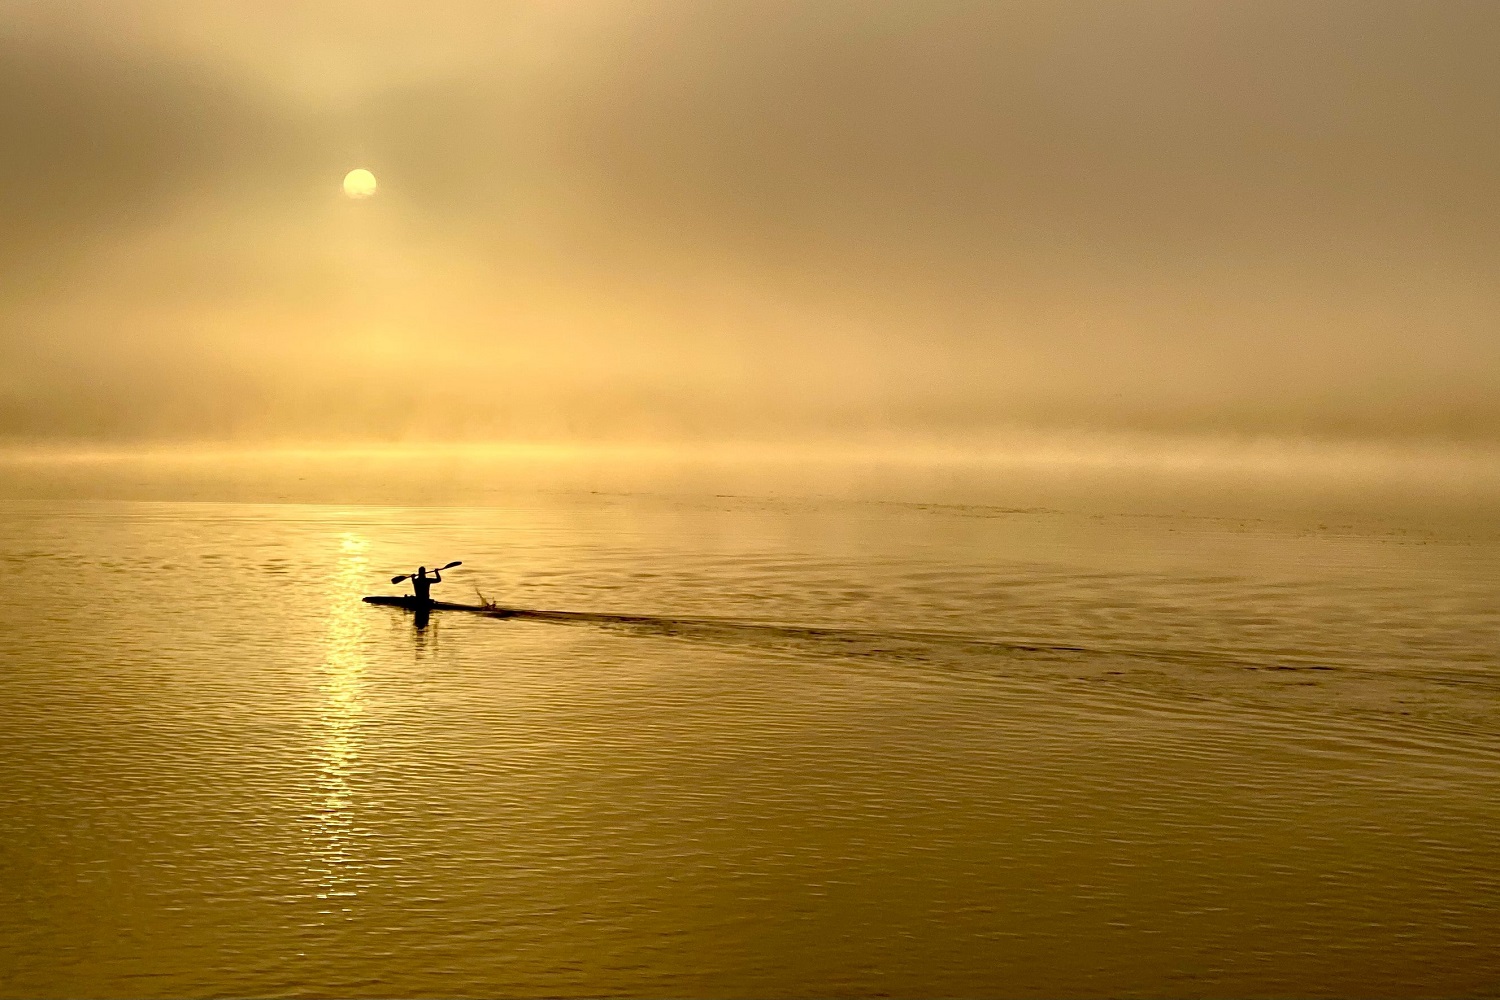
1,0 -> 1496,445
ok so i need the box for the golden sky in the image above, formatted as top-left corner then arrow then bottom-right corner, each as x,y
1,1 -> 1496,445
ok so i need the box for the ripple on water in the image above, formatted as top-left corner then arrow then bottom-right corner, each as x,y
0,493 -> 1496,997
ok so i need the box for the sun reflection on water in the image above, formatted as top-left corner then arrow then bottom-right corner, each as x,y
306,531 -> 371,916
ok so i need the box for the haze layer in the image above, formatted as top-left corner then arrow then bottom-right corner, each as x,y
1,1 -> 1496,445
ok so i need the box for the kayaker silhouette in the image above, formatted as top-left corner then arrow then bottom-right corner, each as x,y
390,560 -> 461,605
411,566 -> 441,602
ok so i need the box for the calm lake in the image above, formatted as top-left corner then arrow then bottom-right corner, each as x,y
1,449 -> 1497,997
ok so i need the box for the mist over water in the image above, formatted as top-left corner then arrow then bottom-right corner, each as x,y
1,451 -> 1496,997
3,1 -> 1498,444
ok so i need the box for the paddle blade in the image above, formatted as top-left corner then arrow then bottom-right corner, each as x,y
391,575 -> 408,584
440,560 -> 462,570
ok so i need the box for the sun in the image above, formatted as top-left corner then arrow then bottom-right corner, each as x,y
342,168 -> 377,199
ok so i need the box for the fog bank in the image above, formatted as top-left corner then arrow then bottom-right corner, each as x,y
3,2 -> 1496,446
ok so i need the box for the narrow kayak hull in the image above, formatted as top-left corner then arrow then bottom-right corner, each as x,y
362,595 -> 516,616
363,595 -> 709,630
362,596 -> 664,627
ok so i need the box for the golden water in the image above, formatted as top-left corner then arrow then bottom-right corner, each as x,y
1,454 -> 1497,997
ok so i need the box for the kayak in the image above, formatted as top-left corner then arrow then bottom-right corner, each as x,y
363,595 -> 674,629
362,595 -> 516,617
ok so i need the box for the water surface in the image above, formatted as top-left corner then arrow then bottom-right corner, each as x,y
1,453 -> 1497,997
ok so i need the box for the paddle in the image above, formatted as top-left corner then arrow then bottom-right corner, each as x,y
391,560 -> 462,585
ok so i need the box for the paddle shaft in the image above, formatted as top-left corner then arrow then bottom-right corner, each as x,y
391,560 -> 461,584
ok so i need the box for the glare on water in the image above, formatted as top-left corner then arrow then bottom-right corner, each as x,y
306,532 -> 371,916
